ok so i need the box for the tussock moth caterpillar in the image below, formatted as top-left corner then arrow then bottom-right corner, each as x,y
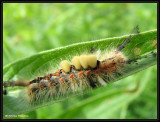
3,26 -> 157,114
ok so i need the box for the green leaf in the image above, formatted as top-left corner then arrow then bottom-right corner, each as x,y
3,29 -> 157,116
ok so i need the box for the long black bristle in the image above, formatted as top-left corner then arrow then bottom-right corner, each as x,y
117,25 -> 140,51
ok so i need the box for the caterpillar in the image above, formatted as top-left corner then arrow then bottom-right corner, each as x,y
3,26 -> 157,106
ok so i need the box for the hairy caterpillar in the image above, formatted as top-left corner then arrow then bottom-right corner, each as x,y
3,26 -> 157,112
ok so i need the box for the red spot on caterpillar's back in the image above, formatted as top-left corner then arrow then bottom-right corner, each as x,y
95,69 -> 99,73
69,74 -> 73,78
60,78 -> 64,82
86,70 -> 91,75
78,72 -> 84,76
57,73 -> 60,77
49,82 -> 53,86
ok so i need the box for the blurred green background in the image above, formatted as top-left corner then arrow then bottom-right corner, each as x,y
3,3 -> 157,119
